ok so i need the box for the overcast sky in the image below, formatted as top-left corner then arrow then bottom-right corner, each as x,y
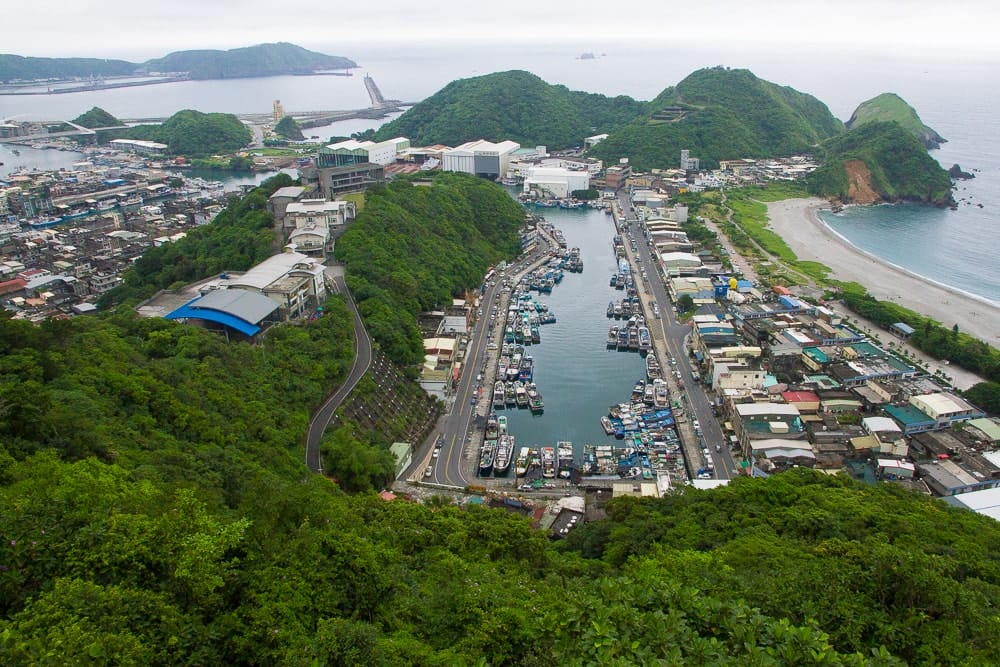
8,0 -> 1000,60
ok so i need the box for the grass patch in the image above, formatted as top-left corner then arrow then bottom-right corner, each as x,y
342,192 -> 366,212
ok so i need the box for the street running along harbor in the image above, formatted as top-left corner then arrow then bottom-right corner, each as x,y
767,198 -> 1000,347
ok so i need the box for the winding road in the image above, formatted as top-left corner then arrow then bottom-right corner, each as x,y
304,268 -> 373,473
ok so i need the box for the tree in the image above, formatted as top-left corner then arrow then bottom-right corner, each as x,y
274,115 -> 304,141
677,294 -> 694,312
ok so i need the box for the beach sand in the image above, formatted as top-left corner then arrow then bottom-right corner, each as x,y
767,198 -> 1000,348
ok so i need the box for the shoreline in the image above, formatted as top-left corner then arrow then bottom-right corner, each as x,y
766,197 -> 1000,347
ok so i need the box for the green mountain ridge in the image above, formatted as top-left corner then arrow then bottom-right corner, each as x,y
590,66 -> 845,170
806,120 -> 953,205
0,42 -> 356,82
846,92 -> 946,149
118,109 -> 251,157
373,70 -> 647,149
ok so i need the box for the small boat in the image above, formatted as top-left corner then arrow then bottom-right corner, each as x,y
505,382 -> 517,406
479,440 -> 496,476
527,383 -> 544,414
485,413 -> 499,440
557,441 -> 574,478
494,434 -> 514,475
541,447 -> 556,478
493,381 -> 506,408
606,301 -> 615,318
515,447 -> 530,476
607,326 -> 618,348
646,355 -> 661,380
515,383 -> 529,408
519,356 -> 534,382
601,415 -> 615,435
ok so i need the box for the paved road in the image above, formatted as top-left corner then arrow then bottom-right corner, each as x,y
616,192 -> 738,480
304,270 -> 373,473
406,232 -> 558,488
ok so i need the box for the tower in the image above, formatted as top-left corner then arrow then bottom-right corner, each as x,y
273,99 -> 285,125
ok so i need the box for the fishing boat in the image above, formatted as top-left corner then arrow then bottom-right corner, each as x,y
485,413 -> 499,440
505,382 -> 517,406
494,434 -> 514,475
613,302 -> 623,319
628,327 -> 639,351
541,447 -> 556,478
515,383 -> 529,408
557,441 -> 574,478
479,439 -> 496,476
515,447 -> 531,476
616,328 -> 629,350
609,274 -> 618,288
607,326 -> 618,348
607,300 -> 615,317
601,415 -> 615,435
527,383 -> 544,414
646,355 -> 661,380
638,326 -> 651,354
493,381 -> 506,408
518,356 -> 534,382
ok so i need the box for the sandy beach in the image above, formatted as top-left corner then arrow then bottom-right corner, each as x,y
767,198 -> 1000,347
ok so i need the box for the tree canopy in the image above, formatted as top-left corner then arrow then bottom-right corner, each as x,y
589,67 -> 844,170
119,109 -> 251,157
274,115 -> 304,141
373,70 -> 647,149
334,172 -> 524,365
70,106 -> 122,129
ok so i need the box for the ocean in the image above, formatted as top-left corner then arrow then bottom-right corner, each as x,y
2,41 -> 998,301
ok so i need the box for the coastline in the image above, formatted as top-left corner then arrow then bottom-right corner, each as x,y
766,198 -> 1000,347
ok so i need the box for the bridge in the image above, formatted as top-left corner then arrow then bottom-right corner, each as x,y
0,119 -> 129,143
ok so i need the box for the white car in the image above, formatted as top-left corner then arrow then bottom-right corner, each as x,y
432,450 -> 440,458
424,466 -> 433,477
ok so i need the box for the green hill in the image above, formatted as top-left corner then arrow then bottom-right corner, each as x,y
0,54 -> 135,82
806,120 -> 953,205
846,92 -> 946,149
373,70 -> 647,149
589,67 -> 844,170
144,42 -> 356,80
71,106 -> 122,129
0,43 -> 355,82
120,109 -> 251,157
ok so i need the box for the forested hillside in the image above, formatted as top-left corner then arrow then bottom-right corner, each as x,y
144,42 -> 356,80
806,121 -> 953,205
590,67 -> 843,170
335,173 -> 524,365
373,70 -> 647,149
119,109 -> 251,156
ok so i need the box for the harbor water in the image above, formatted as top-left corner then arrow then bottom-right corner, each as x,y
502,206 -> 645,454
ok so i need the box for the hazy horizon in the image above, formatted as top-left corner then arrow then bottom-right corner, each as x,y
6,1 -> 1000,61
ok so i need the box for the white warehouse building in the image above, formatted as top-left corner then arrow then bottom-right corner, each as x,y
523,166 -> 591,199
442,140 -> 520,179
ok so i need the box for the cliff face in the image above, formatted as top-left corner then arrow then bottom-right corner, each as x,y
806,121 -> 954,206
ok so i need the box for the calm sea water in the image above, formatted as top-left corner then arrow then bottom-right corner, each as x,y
3,42 -> 998,300
501,206 -> 645,451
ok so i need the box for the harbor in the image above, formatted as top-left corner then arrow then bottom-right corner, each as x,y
471,202 -> 692,490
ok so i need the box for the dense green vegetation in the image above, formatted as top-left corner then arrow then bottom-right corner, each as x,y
0,55 -> 134,82
590,67 -> 844,170
118,109 -> 251,157
335,173 -> 523,365
373,70 -> 647,149
99,173 -> 294,307
70,106 -> 122,129
274,115 -> 304,141
562,469 -> 1000,664
1,42 -> 355,82
806,121 -> 953,205
846,93 -> 946,149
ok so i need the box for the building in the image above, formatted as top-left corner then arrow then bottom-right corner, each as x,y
584,133 -> 608,148
108,139 -> 169,155
273,99 -> 285,125
267,186 -> 307,220
733,402 -> 805,457
317,163 -> 385,198
164,288 -> 282,341
679,149 -> 700,171
909,392 -> 986,429
318,137 -> 410,167
523,166 -> 591,199
282,199 -> 356,255
441,140 -> 520,179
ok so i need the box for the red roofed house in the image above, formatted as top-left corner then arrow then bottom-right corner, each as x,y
782,390 -> 821,414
